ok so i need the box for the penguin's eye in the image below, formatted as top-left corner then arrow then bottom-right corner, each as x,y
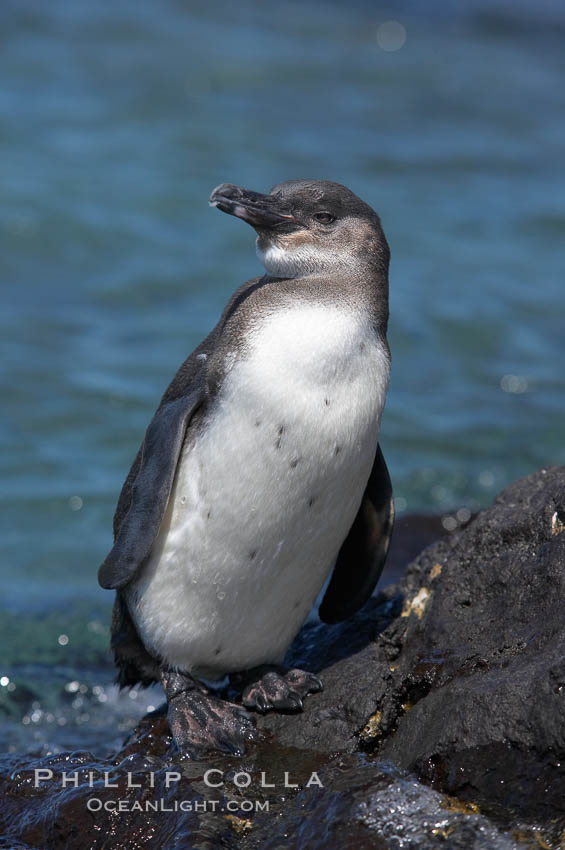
312,212 -> 336,225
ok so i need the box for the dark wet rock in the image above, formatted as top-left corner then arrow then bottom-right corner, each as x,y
376,467 -> 565,833
381,512 -> 456,585
1,469 -> 564,848
261,467 -> 565,841
0,745 -> 520,850
244,755 -> 520,850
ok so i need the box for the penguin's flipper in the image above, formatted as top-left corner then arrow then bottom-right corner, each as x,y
318,443 -> 394,624
98,387 -> 205,590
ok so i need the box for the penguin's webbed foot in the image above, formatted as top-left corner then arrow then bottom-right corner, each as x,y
234,666 -> 323,714
162,670 -> 256,757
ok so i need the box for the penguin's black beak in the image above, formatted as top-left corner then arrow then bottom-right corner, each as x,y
209,183 -> 295,229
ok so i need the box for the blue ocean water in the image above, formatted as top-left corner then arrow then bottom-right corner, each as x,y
1,0 -> 564,751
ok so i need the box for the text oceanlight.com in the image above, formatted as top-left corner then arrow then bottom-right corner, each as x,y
32,769 -> 324,814
86,798 -> 270,813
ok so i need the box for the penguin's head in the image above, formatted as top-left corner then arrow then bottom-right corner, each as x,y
209,180 -> 389,279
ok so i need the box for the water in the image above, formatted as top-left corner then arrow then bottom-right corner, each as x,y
1,0 -> 564,752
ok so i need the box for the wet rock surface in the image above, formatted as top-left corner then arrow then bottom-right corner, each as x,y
1,468 -> 564,849
0,741 -> 522,850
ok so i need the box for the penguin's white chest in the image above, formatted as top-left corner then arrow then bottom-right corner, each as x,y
126,304 -> 390,677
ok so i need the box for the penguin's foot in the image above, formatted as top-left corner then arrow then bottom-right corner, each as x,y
161,670 -> 256,757
235,666 -> 323,714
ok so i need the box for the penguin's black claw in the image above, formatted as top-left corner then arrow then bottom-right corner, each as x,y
285,668 -> 323,695
166,690 -> 257,757
161,669 -> 257,758
238,666 -> 323,714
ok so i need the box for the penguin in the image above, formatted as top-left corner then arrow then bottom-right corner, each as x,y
98,180 -> 394,757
